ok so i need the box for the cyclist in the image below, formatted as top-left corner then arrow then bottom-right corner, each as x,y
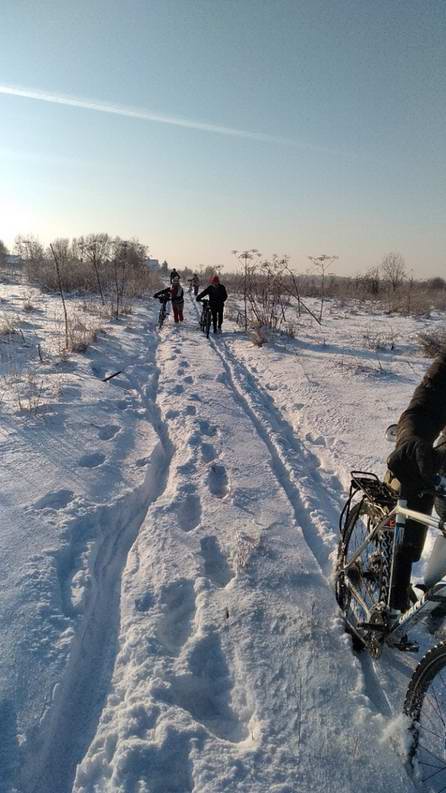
191,273 -> 200,297
387,351 -> 446,621
170,275 -> 184,323
196,275 -> 228,334
170,267 -> 180,284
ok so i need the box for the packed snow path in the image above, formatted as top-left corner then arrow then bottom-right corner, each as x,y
0,293 -> 421,792
73,299 -> 411,792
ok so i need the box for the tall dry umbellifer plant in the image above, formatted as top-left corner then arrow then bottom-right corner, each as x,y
308,254 -> 338,322
231,249 -> 261,330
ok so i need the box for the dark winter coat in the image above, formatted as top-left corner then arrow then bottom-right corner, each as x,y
153,287 -> 171,301
397,353 -> 446,447
196,283 -> 228,307
171,285 -> 184,305
170,269 -> 180,283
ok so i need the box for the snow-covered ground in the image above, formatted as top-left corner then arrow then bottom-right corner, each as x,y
0,282 -> 444,792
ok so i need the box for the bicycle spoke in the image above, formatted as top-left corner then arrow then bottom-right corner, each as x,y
430,687 -> 446,728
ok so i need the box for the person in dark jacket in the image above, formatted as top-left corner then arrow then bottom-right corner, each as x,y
170,268 -> 180,284
387,352 -> 446,615
170,276 -> 184,323
196,275 -> 228,333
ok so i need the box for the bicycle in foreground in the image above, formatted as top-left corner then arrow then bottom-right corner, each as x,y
335,436 -> 446,788
197,298 -> 212,338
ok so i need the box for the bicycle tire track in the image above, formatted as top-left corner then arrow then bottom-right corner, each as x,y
20,342 -> 174,793
208,336 -> 339,579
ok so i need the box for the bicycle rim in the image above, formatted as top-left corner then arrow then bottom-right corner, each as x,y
405,643 -> 446,791
206,311 -> 211,338
336,499 -> 392,651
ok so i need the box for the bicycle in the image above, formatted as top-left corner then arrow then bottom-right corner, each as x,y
335,435 -> 446,785
198,298 -> 212,338
157,297 -> 170,329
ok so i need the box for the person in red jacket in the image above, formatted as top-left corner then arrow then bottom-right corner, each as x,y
196,275 -> 228,333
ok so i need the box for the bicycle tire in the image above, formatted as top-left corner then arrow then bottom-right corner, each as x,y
336,498 -> 393,654
404,642 -> 446,790
205,309 -> 211,338
158,306 -> 166,329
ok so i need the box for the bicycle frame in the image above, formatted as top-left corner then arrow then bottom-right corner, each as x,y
343,494 -> 446,643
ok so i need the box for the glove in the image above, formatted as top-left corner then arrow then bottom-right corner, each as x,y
387,439 -> 435,492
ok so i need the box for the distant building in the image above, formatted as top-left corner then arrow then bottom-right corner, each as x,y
5,255 -> 24,271
145,257 -> 160,271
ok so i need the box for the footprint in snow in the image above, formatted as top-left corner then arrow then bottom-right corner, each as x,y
201,443 -> 217,462
78,452 -> 106,468
160,632 -> 249,742
183,375 -> 194,384
207,464 -> 229,498
184,405 -> 197,416
157,579 -> 196,653
135,591 -> 155,612
200,536 -> 232,587
197,419 -> 217,437
176,488 -> 202,532
34,489 -> 74,510
178,360 -> 189,369
172,384 -> 184,395
97,424 -> 120,440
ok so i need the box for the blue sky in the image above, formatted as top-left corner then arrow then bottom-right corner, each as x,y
0,0 -> 445,276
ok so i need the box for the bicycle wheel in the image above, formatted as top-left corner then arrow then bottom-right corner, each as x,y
405,642 -> 446,791
159,305 -> 166,329
336,498 -> 393,654
205,309 -> 211,338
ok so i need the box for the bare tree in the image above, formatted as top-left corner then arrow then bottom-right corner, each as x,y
15,235 -> 45,280
308,254 -> 338,321
381,251 -> 406,291
49,240 -> 70,349
0,240 -> 8,270
75,233 -> 111,304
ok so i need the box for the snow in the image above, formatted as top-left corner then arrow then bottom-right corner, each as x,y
0,282 -> 444,792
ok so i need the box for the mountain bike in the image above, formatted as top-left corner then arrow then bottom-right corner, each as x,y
198,298 -> 212,338
335,440 -> 446,787
157,297 -> 170,329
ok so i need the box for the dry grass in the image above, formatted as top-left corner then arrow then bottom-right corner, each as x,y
417,328 -> 446,358
0,313 -> 20,337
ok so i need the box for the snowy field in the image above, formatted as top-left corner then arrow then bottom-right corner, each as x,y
0,281 -> 445,793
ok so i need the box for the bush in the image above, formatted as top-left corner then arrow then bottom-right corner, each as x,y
417,328 -> 446,358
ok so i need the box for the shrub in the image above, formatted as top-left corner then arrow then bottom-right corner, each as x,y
417,328 -> 446,358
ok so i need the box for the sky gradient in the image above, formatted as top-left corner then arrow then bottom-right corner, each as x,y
1,0 -> 445,276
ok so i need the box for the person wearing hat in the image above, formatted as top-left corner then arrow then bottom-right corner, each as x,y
196,275 -> 228,334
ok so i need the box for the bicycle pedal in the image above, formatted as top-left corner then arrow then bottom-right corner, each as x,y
393,636 -> 419,653
357,621 -> 387,633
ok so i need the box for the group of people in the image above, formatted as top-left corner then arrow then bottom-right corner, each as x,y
153,268 -> 228,334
